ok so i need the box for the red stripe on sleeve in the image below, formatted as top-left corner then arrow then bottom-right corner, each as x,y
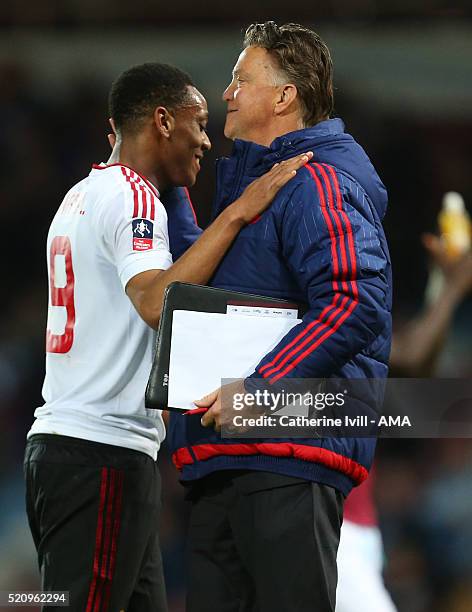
324,164 -> 359,299
259,164 -> 347,379
307,164 -> 340,290
121,167 -> 139,217
261,295 -> 350,379
258,164 -> 342,376
260,163 -> 359,384
315,163 -> 349,292
149,192 -> 156,221
133,185 -> 139,218
269,297 -> 358,383
141,186 -> 148,219
258,295 -> 342,375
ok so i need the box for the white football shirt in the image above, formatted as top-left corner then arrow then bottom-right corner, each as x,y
28,163 -> 173,459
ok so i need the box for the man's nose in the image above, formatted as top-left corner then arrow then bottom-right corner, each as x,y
202,131 -> 211,152
222,83 -> 234,102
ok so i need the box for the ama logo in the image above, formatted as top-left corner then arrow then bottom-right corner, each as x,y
132,218 -> 154,251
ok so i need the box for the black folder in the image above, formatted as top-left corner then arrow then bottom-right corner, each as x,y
145,281 -> 304,411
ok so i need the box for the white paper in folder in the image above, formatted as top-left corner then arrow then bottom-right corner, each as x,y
168,309 -> 301,410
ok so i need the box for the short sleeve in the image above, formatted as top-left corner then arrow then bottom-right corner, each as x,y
95,177 -> 173,289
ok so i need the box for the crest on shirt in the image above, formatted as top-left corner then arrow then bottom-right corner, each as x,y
132,218 -> 154,251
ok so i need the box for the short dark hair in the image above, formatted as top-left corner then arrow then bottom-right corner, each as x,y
243,21 -> 334,126
109,62 -> 195,134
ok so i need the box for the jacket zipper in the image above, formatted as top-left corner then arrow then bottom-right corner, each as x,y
225,143 -> 250,211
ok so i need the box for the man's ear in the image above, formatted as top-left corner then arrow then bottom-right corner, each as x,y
154,106 -> 175,138
274,84 -> 298,116
107,118 -> 117,149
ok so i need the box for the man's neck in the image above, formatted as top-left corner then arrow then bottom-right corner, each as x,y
247,117 -> 305,147
114,136 -> 163,190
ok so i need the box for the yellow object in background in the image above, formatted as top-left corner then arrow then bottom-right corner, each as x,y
439,192 -> 471,260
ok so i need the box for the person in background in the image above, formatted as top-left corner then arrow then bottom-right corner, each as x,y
336,229 -> 472,612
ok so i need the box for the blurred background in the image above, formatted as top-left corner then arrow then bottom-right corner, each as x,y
1,1 -> 471,611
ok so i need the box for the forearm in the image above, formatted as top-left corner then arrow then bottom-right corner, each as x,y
393,238 -> 472,376
161,203 -> 243,282
136,203 -> 245,328
389,287 -> 460,376
128,152 -> 312,328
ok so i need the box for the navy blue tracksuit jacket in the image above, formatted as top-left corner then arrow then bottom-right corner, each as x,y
164,119 -> 391,496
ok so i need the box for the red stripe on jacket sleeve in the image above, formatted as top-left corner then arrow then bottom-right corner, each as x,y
269,297 -> 358,383
324,164 -> 359,299
261,294 -> 351,381
258,296 -> 342,375
316,163 -> 349,292
258,163 -> 358,383
258,164 -> 341,376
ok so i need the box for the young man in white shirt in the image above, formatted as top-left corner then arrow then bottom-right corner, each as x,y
24,62 -> 311,612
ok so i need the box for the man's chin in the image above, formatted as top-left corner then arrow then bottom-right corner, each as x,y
185,174 -> 197,188
177,170 -> 198,189
223,122 -> 237,141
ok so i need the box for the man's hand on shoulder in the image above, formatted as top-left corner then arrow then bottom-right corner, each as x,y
228,151 -> 313,224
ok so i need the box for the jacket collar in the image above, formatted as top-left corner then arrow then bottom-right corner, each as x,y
229,118 -> 346,171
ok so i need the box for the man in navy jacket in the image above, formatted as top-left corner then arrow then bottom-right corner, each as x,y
167,22 -> 391,612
